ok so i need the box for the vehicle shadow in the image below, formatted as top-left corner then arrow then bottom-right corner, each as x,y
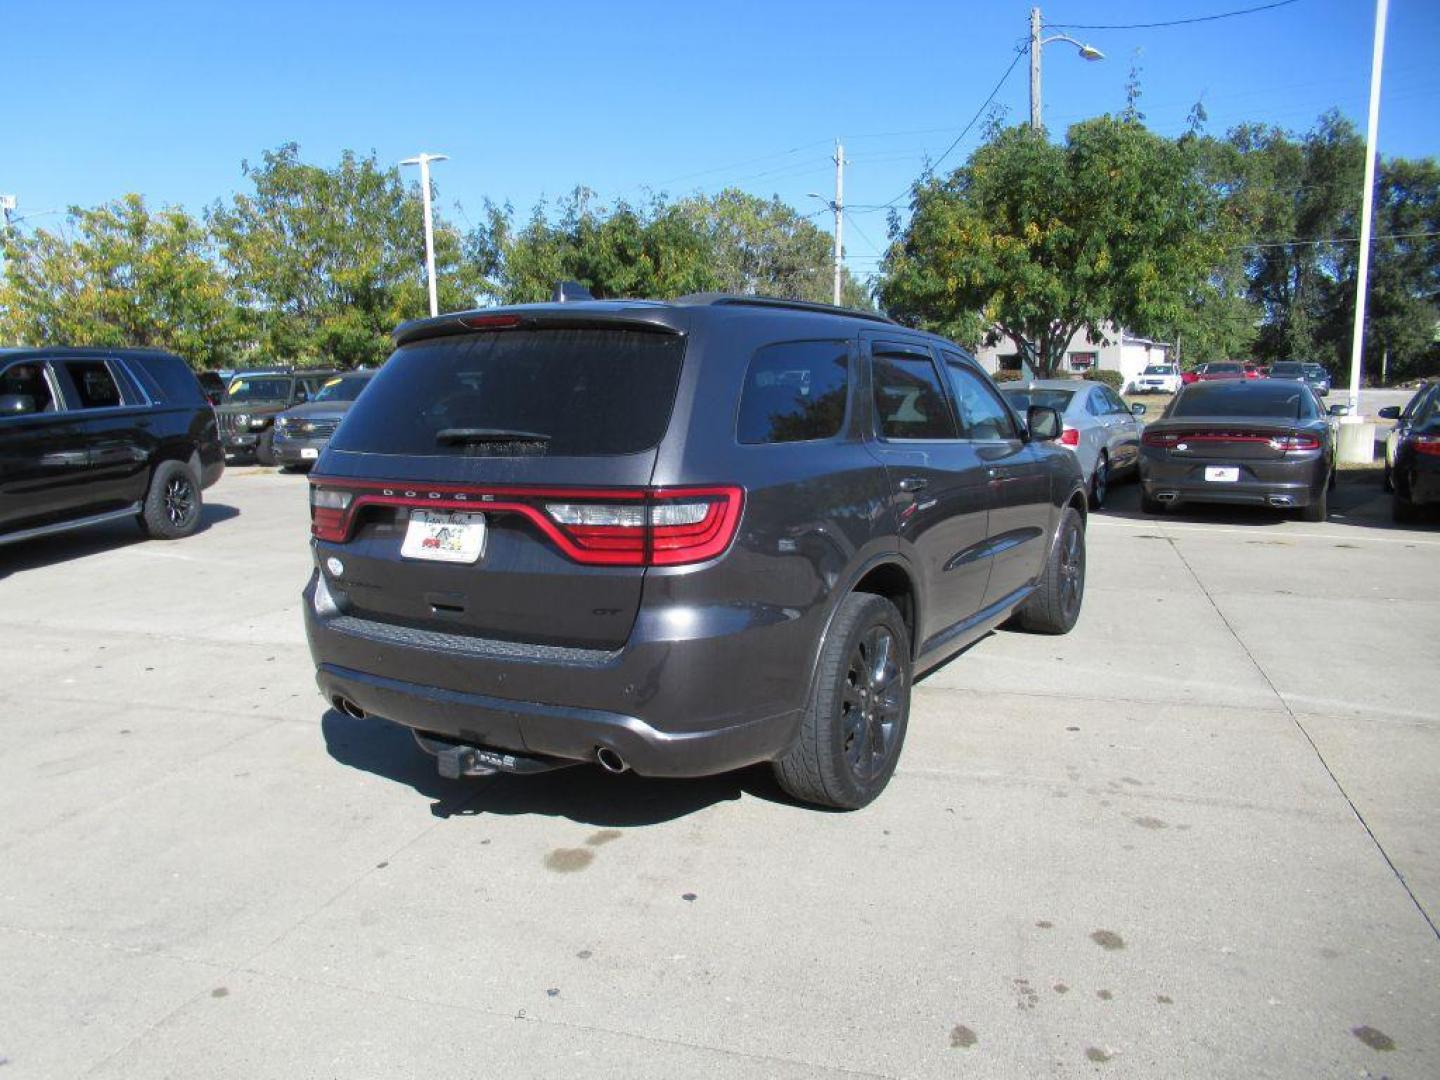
320,708 -> 802,826
0,502 -> 241,578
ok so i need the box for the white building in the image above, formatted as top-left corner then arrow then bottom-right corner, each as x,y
973,322 -> 1171,390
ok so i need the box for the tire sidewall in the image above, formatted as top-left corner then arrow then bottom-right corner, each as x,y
816,596 -> 911,808
143,460 -> 203,539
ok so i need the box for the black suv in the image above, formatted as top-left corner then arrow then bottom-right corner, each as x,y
216,370 -> 337,465
0,348 -> 224,546
303,297 -> 1088,808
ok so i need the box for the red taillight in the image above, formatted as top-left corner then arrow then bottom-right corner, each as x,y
1059,427 -> 1080,447
307,480 -> 744,567
1269,433 -> 1322,451
458,313 -> 521,330
1142,431 -> 1181,448
1414,434 -> 1440,457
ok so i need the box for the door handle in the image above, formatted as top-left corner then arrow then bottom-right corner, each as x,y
897,477 -> 928,493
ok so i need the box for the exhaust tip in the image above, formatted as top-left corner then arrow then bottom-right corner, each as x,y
334,696 -> 366,720
1155,492 -> 1178,503
595,746 -> 629,774
1267,495 -> 1294,507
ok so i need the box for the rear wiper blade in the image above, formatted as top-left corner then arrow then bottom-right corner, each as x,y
435,427 -> 552,446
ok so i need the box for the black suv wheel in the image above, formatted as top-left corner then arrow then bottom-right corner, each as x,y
1014,507 -> 1086,634
139,460 -> 203,539
773,593 -> 911,810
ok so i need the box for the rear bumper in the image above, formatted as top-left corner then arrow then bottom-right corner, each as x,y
1141,451 -> 1326,508
1398,456 -> 1440,505
302,570 -> 809,777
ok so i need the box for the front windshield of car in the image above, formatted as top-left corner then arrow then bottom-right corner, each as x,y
312,375 -> 370,403
1173,384 -> 1314,419
1269,362 -> 1304,377
1143,365 -> 1175,375
1000,388 -> 1074,413
225,376 -> 290,403
1302,364 -> 1326,377
1207,362 -> 1242,374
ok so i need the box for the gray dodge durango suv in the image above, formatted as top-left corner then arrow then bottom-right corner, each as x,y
303,295 -> 1089,808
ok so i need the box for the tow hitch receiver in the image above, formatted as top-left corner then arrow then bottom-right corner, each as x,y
415,732 -> 578,778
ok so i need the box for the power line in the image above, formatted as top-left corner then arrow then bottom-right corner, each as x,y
1238,229 -> 1440,250
851,45 -> 1027,215
1047,0 -> 1301,32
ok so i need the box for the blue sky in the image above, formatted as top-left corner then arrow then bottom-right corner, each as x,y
5,0 -> 1438,278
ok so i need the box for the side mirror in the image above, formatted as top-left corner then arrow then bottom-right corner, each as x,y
1130,402 -> 1147,416
1328,404 -> 1353,417
1027,405 -> 1062,441
1377,405 -> 1400,420
0,393 -> 38,416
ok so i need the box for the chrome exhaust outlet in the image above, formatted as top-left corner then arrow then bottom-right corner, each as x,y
1267,495 -> 1294,507
1155,492 -> 1178,503
595,746 -> 629,774
334,696 -> 366,720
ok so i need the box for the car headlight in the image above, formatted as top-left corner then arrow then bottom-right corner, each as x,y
249,417 -> 269,430
234,413 -> 249,427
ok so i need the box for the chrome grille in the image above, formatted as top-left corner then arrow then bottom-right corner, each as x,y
280,418 -> 340,439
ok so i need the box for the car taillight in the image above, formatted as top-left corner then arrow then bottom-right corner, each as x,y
309,487 -> 353,542
1059,427 -> 1080,447
1142,431 -> 1181,448
1414,434 -> 1440,456
1269,434 -> 1322,451
307,480 -> 744,567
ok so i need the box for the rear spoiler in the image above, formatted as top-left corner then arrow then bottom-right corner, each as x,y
393,306 -> 684,348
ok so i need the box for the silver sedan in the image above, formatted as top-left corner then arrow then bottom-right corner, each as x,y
1000,380 -> 1147,508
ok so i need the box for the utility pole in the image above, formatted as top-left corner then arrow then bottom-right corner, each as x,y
1030,7 -> 1044,130
832,139 -> 845,306
400,152 -> 449,317
1346,0 -> 1389,414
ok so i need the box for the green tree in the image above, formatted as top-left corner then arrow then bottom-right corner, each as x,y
878,117 -> 1217,377
208,144 -> 477,369
0,195 -> 241,369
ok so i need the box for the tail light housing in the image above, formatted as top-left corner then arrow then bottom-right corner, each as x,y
1269,433 -> 1322,451
1059,427 -> 1080,447
1413,434 -> 1440,457
308,480 -> 743,567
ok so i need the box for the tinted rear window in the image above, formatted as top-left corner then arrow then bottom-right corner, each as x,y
1001,388 -> 1074,413
1172,384 -> 1315,419
331,329 -> 684,457
737,340 -> 849,444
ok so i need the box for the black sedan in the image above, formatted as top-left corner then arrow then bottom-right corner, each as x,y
1139,380 -> 1335,521
1390,387 -> 1440,523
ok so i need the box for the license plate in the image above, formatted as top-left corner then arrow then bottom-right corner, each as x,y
401,511 -> 487,563
1205,466 -> 1240,482
300,447 -> 319,460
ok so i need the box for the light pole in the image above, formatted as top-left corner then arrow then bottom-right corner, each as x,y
1029,7 -> 1105,130
1346,0 -> 1389,416
400,152 -> 449,317
807,139 -> 846,306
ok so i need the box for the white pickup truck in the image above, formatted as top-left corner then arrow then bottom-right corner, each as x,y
1129,363 -> 1182,394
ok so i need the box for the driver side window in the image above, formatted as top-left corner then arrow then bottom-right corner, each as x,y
943,358 -> 1017,440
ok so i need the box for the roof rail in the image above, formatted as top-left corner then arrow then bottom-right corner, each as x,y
674,293 -> 897,325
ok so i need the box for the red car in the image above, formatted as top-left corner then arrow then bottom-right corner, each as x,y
1194,361 -> 1247,383
1244,364 -> 1263,380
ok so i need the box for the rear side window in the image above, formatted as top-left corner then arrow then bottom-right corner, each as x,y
332,329 -> 685,457
59,360 -> 124,409
873,352 -> 957,439
737,340 -> 849,445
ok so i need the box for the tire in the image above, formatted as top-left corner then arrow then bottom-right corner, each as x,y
1382,463 -> 1393,493
1089,453 -> 1109,509
1300,483 -> 1328,523
138,459 -> 203,540
1014,507 -> 1086,635
1393,476 -> 1419,523
255,430 -> 277,467
1140,490 -> 1167,515
772,593 -> 911,810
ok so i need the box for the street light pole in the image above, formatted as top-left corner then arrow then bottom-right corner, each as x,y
401,152 -> 449,317
1347,0 -> 1389,415
832,139 -> 845,306
1028,7 -> 1105,132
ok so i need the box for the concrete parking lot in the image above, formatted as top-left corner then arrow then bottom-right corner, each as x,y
1,467 -> 1436,1078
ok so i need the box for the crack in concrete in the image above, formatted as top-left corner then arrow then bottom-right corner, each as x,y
1159,528 -> 1440,944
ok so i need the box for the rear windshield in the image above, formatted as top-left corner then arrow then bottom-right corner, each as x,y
1205,362 -> 1242,374
331,328 -> 685,457
1269,362 -> 1304,376
1143,365 -> 1175,375
1000,388 -> 1074,413
1172,384 -> 1316,420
